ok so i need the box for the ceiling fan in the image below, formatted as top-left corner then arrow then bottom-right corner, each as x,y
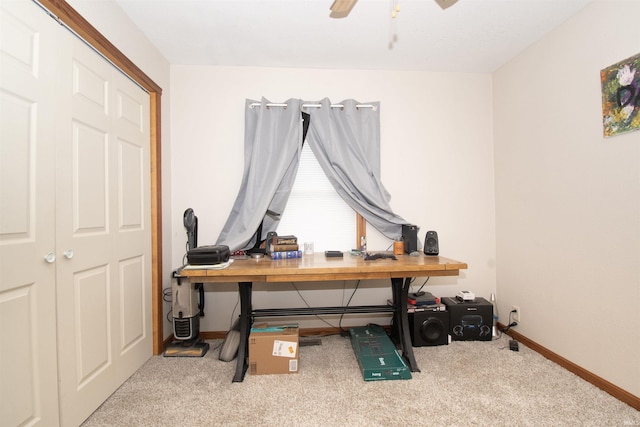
330,0 -> 459,18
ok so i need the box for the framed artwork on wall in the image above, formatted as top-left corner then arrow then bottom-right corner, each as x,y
600,53 -> 640,137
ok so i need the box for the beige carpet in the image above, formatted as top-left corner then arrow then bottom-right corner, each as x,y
83,334 -> 639,426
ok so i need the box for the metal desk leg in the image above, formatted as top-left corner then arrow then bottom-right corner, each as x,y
391,277 -> 420,372
233,281 -> 253,382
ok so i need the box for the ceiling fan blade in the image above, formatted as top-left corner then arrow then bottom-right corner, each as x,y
330,0 -> 358,18
434,0 -> 459,10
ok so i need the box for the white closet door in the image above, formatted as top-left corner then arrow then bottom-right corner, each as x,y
55,30 -> 151,426
110,64 -> 152,387
0,1 -> 60,425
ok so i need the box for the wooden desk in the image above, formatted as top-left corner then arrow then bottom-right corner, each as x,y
179,253 -> 467,382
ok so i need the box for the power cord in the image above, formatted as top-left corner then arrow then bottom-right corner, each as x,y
339,280 -> 360,336
501,309 -> 519,333
291,282 -> 349,336
182,241 -> 189,265
412,277 -> 430,295
162,287 -> 173,323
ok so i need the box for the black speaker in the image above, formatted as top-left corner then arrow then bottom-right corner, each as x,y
402,224 -> 418,254
409,310 -> 449,346
442,297 -> 493,341
424,230 -> 439,256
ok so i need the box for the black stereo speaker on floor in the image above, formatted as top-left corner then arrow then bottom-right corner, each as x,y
424,230 -> 439,256
409,310 -> 449,346
402,224 -> 418,254
442,297 -> 493,341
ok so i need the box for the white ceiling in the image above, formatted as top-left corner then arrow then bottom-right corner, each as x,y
113,0 -> 594,73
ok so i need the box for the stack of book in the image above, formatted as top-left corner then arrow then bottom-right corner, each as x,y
386,291 -> 446,313
269,235 -> 302,259
408,292 -> 445,312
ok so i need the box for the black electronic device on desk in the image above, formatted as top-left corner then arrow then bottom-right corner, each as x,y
424,230 -> 439,255
402,224 -> 418,254
325,250 -> 343,258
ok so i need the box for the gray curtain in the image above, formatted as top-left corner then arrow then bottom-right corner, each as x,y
306,98 -> 408,239
216,98 -> 302,251
216,97 -> 409,252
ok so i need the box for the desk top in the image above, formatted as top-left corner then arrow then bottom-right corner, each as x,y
179,253 -> 467,283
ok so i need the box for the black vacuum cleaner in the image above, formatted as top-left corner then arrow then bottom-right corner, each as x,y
164,208 -> 210,357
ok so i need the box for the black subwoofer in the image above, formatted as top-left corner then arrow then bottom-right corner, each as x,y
409,310 -> 449,346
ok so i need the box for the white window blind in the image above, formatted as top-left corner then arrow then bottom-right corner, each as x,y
276,143 -> 356,253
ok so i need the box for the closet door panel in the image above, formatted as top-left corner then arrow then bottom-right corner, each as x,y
112,70 -> 151,384
0,1 -> 60,425
0,286 -> 39,425
56,31 -> 151,426
56,31 -> 118,427
2,2 -> 152,425
73,121 -> 109,231
73,265 -> 110,381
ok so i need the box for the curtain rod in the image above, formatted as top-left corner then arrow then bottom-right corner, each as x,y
249,102 -> 376,110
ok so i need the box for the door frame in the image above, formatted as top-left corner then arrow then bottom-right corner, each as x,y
39,0 -> 165,354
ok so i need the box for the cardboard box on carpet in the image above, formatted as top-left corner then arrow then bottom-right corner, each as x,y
249,324 -> 299,375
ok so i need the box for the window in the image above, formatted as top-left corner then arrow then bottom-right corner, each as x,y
277,143 -> 357,252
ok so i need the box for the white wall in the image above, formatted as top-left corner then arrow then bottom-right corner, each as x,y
493,1 -> 640,397
67,0 -> 175,338
170,66 -> 496,331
